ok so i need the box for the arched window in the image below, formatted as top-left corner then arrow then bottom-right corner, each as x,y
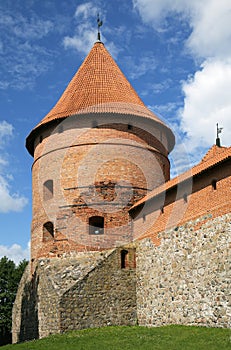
43,180 -> 53,201
89,216 -> 104,235
43,222 -> 54,242
121,250 -> 128,269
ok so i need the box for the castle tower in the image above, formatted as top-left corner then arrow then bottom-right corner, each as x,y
26,40 -> 175,268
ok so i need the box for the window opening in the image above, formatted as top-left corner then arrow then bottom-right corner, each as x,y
43,222 -> 54,242
183,193 -> 188,203
212,179 -> 217,190
121,250 -> 128,269
89,216 -> 104,235
43,180 -> 53,201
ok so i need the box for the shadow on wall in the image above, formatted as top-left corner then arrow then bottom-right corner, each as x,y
19,273 -> 39,342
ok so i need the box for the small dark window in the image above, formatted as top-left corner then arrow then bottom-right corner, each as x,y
121,250 -> 128,269
39,135 -> 43,143
183,193 -> 188,203
89,216 -> 104,235
212,179 -> 217,190
43,222 -> 54,242
128,124 -> 132,130
161,206 -> 164,214
43,180 -> 53,201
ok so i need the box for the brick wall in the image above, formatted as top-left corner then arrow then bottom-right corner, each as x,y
132,158 -> 231,243
30,115 -> 169,268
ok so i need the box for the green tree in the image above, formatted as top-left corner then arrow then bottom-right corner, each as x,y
0,257 -> 28,346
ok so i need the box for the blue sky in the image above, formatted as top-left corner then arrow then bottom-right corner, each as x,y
0,0 -> 230,263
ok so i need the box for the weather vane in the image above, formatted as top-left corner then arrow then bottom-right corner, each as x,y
216,123 -> 223,147
97,13 -> 103,41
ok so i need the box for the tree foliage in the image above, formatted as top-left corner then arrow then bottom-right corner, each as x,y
0,257 -> 28,346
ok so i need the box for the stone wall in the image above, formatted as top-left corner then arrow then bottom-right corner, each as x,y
60,248 -> 137,332
12,247 -> 137,343
136,213 -> 231,328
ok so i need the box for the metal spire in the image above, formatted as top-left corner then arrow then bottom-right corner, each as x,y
216,123 -> 223,147
97,13 -> 103,41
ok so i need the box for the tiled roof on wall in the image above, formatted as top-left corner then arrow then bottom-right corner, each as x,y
130,145 -> 231,210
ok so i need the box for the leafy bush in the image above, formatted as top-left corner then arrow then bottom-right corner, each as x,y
0,257 -> 28,346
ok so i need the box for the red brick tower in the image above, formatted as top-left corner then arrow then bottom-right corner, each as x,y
26,41 -> 175,266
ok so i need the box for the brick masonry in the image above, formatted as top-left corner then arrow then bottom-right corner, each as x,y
30,116 -> 170,268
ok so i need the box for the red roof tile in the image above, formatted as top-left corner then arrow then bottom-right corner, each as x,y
26,41 -> 174,155
130,145 -> 231,210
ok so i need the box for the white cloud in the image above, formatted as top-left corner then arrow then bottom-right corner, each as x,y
133,0 -> 189,27
133,0 -> 231,159
133,0 -> 231,60
63,2 -> 100,55
0,175 -> 28,213
63,1 -> 119,57
63,24 -> 97,55
125,55 -> 157,80
0,121 -> 28,213
0,9 -> 55,89
0,120 -> 13,144
181,59 -> 231,150
186,0 -> 231,60
75,2 -> 98,20
0,242 -> 30,265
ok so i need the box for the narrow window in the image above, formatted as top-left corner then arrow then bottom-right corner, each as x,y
121,250 -> 128,269
212,179 -> 217,190
160,206 -> 164,214
43,222 -> 54,242
128,124 -> 132,130
89,216 -> 104,235
183,193 -> 188,203
43,180 -> 53,201
39,135 -> 43,143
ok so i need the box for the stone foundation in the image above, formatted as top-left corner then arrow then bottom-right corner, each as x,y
13,213 -> 230,343
12,247 -> 137,343
136,213 -> 231,328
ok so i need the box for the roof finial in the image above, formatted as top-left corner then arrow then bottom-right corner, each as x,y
97,13 -> 103,41
216,123 -> 223,147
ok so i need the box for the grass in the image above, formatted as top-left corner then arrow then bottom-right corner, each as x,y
2,325 -> 230,350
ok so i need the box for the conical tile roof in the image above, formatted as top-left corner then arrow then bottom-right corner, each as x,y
26,41 -> 175,155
